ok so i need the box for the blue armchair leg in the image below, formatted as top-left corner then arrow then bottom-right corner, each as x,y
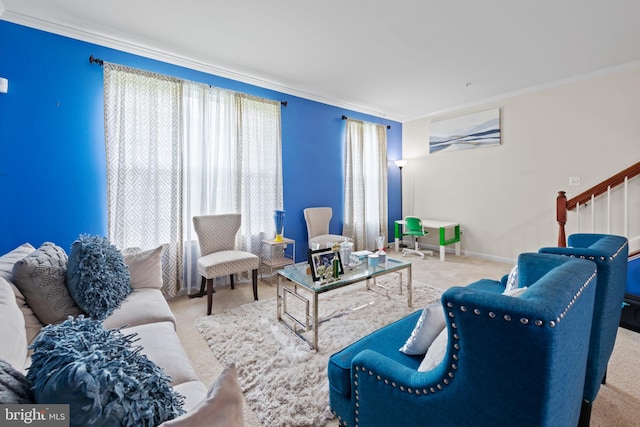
579,401 -> 592,427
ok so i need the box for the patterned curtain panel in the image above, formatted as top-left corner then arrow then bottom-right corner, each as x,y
343,119 -> 388,251
103,63 -> 184,297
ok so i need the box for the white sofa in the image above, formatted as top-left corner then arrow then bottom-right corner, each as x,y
0,242 -> 241,425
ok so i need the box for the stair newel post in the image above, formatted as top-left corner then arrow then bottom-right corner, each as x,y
557,191 -> 567,247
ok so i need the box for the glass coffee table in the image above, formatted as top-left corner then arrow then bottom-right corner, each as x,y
276,257 -> 412,350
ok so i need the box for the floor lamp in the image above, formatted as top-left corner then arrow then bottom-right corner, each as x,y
394,159 -> 408,248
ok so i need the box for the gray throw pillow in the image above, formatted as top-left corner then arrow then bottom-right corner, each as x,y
0,358 -> 34,404
159,364 -> 243,427
12,242 -> 83,325
123,246 -> 164,290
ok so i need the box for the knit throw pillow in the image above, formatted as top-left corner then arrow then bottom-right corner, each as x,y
67,235 -> 132,320
27,316 -> 184,427
12,242 -> 83,324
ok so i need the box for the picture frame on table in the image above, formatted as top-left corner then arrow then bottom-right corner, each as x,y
308,248 -> 343,282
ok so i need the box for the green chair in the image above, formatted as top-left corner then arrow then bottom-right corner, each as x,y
402,216 -> 433,259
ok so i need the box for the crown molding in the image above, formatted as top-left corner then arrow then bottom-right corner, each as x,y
407,60 -> 640,123
1,10 -> 401,122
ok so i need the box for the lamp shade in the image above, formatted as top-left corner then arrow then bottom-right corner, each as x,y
394,159 -> 408,168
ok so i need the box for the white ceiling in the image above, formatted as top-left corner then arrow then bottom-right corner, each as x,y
2,0 -> 640,122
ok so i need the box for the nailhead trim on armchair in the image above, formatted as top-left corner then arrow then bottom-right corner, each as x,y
349,271 -> 596,427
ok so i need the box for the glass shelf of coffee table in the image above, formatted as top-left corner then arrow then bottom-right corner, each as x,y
276,257 -> 412,350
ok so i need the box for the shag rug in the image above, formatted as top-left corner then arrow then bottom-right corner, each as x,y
196,276 -> 442,426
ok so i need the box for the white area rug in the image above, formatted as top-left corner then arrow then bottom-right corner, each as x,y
196,276 -> 441,426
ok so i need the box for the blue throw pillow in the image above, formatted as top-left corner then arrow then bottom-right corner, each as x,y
27,316 -> 184,427
67,235 -> 132,320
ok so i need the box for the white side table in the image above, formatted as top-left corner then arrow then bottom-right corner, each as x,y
261,237 -> 295,285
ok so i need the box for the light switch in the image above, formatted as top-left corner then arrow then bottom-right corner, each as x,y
569,176 -> 581,186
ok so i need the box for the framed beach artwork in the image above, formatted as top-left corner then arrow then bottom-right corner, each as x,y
429,108 -> 501,154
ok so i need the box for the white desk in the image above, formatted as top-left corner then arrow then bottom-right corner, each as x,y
394,219 -> 461,261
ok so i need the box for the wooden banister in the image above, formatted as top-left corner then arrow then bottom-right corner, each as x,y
556,161 -> 640,247
566,161 -> 640,210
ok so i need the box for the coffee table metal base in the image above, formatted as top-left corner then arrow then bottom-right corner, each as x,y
276,262 -> 412,350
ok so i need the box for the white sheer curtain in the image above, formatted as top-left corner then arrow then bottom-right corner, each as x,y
103,63 -> 184,297
343,119 -> 388,251
182,83 -> 283,293
235,94 -> 284,254
105,67 -> 283,296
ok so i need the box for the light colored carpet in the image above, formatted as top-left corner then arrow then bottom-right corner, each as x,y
169,251 -> 640,426
195,277 -> 440,426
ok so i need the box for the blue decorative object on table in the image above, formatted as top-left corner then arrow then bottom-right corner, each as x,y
274,209 -> 285,242
27,316 -> 184,427
67,234 -> 132,320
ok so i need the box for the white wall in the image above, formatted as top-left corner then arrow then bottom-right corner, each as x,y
402,66 -> 640,262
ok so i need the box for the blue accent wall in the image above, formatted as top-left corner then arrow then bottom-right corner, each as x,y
0,21 -> 402,262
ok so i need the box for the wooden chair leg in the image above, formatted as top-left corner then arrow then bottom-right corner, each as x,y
206,278 -> 214,315
252,269 -> 258,300
189,276 -> 207,298
229,274 -> 235,289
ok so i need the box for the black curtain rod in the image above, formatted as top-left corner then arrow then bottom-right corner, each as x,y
341,115 -> 391,129
89,55 -> 287,107
89,55 -> 104,66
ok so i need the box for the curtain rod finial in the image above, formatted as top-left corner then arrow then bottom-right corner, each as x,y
89,55 -> 104,66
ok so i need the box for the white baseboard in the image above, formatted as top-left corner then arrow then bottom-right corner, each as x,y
416,243 -> 516,265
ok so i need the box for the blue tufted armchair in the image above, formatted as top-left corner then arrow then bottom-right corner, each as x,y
539,233 -> 628,426
328,253 -> 598,427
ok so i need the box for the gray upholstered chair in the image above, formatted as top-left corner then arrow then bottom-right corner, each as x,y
303,207 -> 351,249
192,214 -> 259,315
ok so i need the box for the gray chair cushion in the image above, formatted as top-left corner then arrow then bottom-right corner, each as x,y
197,250 -> 258,279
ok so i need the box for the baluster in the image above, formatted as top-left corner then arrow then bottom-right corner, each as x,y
607,186 -> 611,234
625,176 -> 629,237
591,194 -> 595,232
577,202 -> 581,233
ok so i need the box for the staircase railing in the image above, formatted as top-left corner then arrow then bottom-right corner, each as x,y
556,160 -> 640,249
